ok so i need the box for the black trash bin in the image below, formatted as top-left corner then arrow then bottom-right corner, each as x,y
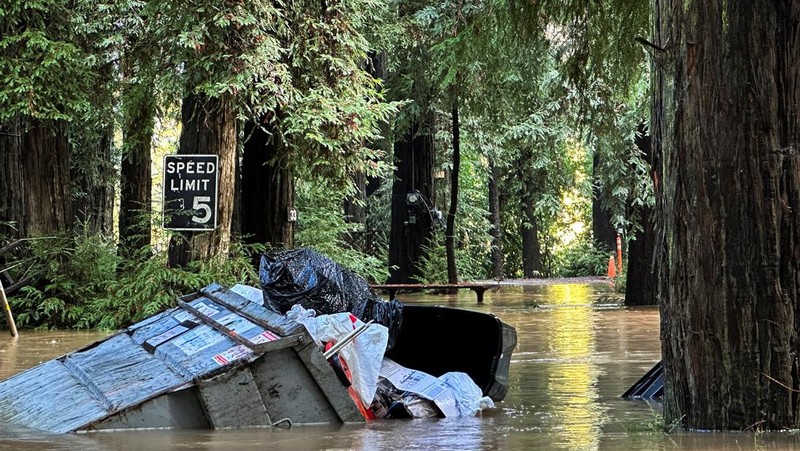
385,305 -> 516,402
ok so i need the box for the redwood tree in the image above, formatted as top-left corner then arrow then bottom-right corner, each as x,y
241,120 -> 294,250
0,0 -> 95,238
624,128 -> 655,306
0,119 -> 73,237
488,162 -> 505,280
654,0 -> 800,430
119,45 -> 156,252
168,94 -> 237,267
387,114 -> 436,283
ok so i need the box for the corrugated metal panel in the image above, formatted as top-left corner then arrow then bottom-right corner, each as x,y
0,284 -> 312,433
64,333 -> 187,412
0,360 -> 109,434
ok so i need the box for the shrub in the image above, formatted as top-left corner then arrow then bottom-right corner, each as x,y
551,238 -> 611,277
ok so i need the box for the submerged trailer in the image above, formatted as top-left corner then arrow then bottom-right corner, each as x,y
0,283 -> 363,434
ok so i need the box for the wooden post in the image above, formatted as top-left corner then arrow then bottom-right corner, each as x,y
0,280 -> 18,337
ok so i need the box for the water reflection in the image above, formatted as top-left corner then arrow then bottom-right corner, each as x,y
545,284 -> 603,450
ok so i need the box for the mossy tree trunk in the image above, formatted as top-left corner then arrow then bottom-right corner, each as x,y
519,147 -> 543,278
445,101 -> 461,286
488,161 -> 505,280
119,67 -> 156,253
0,116 -> 26,238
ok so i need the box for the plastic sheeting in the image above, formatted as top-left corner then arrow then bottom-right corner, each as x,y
259,248 -> 404,348
286,304 -> 389,406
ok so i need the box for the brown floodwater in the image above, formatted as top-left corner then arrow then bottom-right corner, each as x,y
1,283 -> 799,450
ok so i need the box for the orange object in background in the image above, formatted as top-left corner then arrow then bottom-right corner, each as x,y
607,255 -> 617,278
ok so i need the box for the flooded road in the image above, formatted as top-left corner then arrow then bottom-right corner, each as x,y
2,282 -> 799,450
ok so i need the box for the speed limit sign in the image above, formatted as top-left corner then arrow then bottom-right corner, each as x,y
163,154 -> 219,231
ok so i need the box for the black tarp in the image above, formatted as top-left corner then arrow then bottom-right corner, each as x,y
259,248 -> 403,348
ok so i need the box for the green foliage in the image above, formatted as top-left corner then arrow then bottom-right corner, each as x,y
0,0 -> 97,120
9,231 -> 264,330
85,239 -> 263,330
11,232 -> 119,329
551,236 -> 611,277
295,180 -> 389,283
589,75 -> 654,236
0,0 -> 661,327
411,230 -> 490,284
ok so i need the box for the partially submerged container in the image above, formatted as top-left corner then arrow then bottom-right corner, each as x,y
259,248 -> 517,402
0,283 -> 363,434
386,305 -> 516,402
0,249 -> 518,433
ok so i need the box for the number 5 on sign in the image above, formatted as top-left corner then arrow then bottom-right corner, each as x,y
192,196 -> 212,224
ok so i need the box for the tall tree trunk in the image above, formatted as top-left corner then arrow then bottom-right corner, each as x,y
72,64 -> 116,237
231,143 -> 242,239
168,94 -> 237,267
488,161 -> 504,280
446,102 -> 460,286
241,120 -> 294,251
519,148 -> 543,277
18,118 -> 75,236
387,113 -> 435,283
0,116 -> 26,238
625,126 -> 656,306
119,75 -> 155,253
592,152 -> 617,251
520,191 -> 542,278
654,0 -> 800,430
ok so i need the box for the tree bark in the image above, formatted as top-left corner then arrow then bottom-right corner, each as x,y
387,113 -> 435,283
168,94 -> 237,267
654,0 -> 800,430
446,102 -> 460,286
520,190 -> 543,278
119,75 -> 155,253
592,152 -> 617,251
0,118 -> 73,238
519,148 -> 543,277
241,120 -> 294,251
625,128 -> 655,306
0,116 -> 26,238
488,161 -> 505,280
343,170 -> 367,250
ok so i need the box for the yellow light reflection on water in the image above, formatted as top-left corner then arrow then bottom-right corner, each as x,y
545,284 -> 604,450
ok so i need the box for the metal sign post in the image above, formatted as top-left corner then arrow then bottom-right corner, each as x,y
0,280 -> 18,337
163,155 -> 220,231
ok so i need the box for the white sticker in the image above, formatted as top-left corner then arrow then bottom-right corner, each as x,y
171,326 -> 226,355
174,311 -> 195,323
213,345 -> 253,366
215,312 -> 259,335
250,330 -> 280,344
146,324 -> 189,348
192,300 -> 222,318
